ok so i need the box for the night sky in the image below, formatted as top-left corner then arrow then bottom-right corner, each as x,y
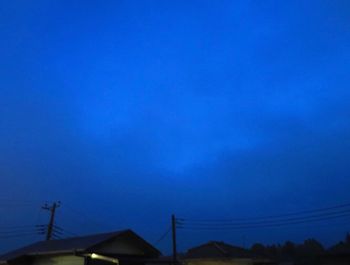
1,0 -> 350,255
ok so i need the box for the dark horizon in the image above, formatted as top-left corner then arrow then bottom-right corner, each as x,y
1,0 -> 350,255
1,200 -> 349,255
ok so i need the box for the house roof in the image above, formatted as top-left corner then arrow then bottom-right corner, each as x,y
0,229 -> 160,263
185,241 -> 253,259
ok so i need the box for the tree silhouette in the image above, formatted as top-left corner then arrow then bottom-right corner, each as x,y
250,243 -> 266,257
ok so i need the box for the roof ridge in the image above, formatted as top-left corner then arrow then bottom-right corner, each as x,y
212,242 -> 228,255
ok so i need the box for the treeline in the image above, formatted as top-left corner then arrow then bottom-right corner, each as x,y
250,233 -> 350,264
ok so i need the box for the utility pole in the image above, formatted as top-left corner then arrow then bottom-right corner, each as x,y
42,201 -> 60,241
171,214 -> 177,265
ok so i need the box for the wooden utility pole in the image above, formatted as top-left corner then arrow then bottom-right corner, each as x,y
42,201 -> 60,241
172,214 -> 177,265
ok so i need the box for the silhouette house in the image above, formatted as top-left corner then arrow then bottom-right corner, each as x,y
0,229 -> 161,265
184,241 -> 275,265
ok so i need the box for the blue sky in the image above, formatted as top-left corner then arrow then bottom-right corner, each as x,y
1,0 -> 350,254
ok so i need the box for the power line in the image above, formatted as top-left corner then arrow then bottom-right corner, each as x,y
154,226 -> 172,246
59,228 -> 79,237
178,214 -> 350,230
36,224 -> 79,239
53,225 -> 63,231
0,225 -> 38,230
178,209 -> 350,226
0,227 -> 38,235
0,225 -> 41,235
177,202 -> 350,222
0,226 -> 42,239
0,233 -> 40,239
0,200 -> 80,241
176,202 -> 350,230
52,228 -> 64,236
51,233 -> 63,240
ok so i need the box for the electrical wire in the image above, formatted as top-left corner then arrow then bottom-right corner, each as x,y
178,209 -> 350,226
0,229 -> 34,234
0,233 -> 40,239
154,226 -> 172,246
177,202 -> 350,230
178,214 -> 350,230
60,228 -> 79,237
177,202 -> 350,222
0,225 -> 41,236
0,225 -> 38,230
